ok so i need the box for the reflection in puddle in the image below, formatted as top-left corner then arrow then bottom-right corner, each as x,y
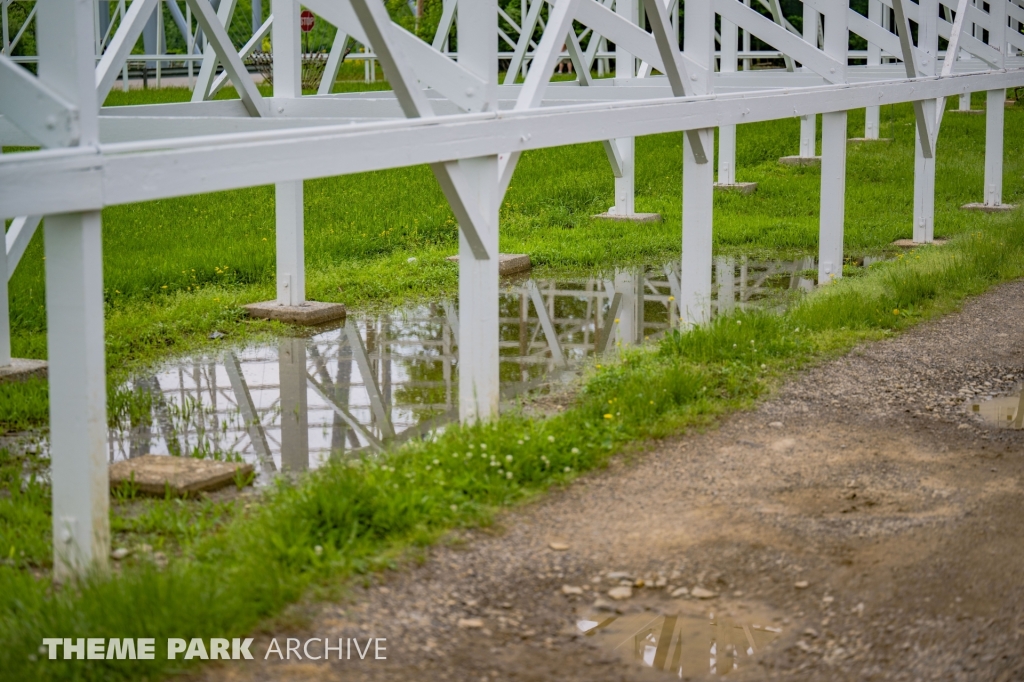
971,389 -> 1024,429
105,256 -> 872,479
577,609 -> 781,677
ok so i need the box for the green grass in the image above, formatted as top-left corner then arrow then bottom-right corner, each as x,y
3,209 -> 1024,680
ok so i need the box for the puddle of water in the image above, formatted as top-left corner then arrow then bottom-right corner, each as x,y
99,256 -> 876,481
970,389 -> 1024,429
577,604 -> 782,677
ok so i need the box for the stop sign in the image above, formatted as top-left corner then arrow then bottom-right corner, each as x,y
300,10 -> 315,32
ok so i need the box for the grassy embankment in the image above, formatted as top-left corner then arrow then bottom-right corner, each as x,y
0,83 -> 1021,679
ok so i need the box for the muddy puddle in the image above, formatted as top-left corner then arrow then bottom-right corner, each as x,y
970,388 -> 1024,428
576,601 -> 783,677
100,255 -> 880,481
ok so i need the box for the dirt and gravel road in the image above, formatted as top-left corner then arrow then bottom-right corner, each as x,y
197,280 -> 1024,682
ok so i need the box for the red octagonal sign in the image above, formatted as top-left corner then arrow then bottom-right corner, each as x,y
300,10 -> 315,32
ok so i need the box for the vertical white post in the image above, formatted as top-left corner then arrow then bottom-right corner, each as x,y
187,4 -> 194,90
612,0 -> 636,216
799,1 -> 819,158
0,224 -> 9,367
680,0 -> 715,325
717,16 -> 738,185
984,89 -> 1005,207
273,0 -> 305,306
278,337 -> 308,471
913,0 -> 938,243
819,113 -> 848,281
37,0 -> 108,580
742,0 -> 751,71
819,0 -> 848,282
458,0 -> 500,423
864,0 -> 881,139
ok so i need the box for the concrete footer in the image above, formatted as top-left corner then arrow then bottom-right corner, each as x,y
961,203 -> 1017,213
779,156 -> 821,167
243,300 -> 347,325
591,212 -> 662,223
0,359 -> 47,384
446,253 -> 532,276
714,182 -> 758,195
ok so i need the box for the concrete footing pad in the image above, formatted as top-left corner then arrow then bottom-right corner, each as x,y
779,156 -> 821,167
848,137 -> 893,143
591,212 -> 662,223
949,109 -> 984,115
714,182 -> 758,195
961,203 -> 1017,213
892,239 -> 948,247
243,300 -> 346,325
1007,100 -> 1017,108
0,359 -> 47,383
446,253 -> 532,276
109,455 -> 254,497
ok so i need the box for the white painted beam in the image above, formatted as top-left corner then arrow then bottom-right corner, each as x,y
95,0 -> 159,103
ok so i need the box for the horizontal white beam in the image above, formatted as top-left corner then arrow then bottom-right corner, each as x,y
2,68 -> 1023,219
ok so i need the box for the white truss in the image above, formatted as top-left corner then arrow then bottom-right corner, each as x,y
0,0 -> 1021,577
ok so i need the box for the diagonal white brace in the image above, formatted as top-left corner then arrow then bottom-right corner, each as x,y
210,14 -> 274,98
191,0 -> 238,102
641,0 -> 708,162
6,214 -> 41,278
891,0 -> 935,157
184,0 -> 267,117
0,55 -> 78,148
95,0 -> 159,103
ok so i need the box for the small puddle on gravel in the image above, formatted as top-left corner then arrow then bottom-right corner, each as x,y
577,604 -> 783,677
94,254 -> 883,481
970,389 -> 1024,428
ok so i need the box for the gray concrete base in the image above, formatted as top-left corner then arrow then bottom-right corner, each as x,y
961,203 -> 1017,213
848,137 -> 893,143
591,212 -> 663,223
779,155 -> 821,167
714,182 -> 758,195
446,253 -> 532,276
1008,100 -> 1018,108
949,109 -> 984,115
110,454 -> 254,497
892,238 -> 948,248
0,359 -> 48,383
243,300 -> 346,325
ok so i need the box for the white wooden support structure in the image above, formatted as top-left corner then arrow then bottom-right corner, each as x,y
38,0 -> 109,581
612,0 -> 638,218
455,0 -> 501,423
819,0 -> 849,283
798,0 -> 819,162
680,0 -> 716,325
2,0 -> 1024,577
273,0 -> 305,306
863,0 -> 883,139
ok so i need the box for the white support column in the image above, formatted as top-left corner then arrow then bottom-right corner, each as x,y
798,1 -> 819,159
0,220 -> 9,367
457,0 -> 500,423
864,0 -> 882,139
913,0 -> 938,242
273,0 -> 304,306
612,0 -> 636,217
680,0 -> 715,325
984,88 -> 1009,207
819,112 -> 848,282
819,0 -> 849,281
717,17 -> 738,185
37,0 -> 108,580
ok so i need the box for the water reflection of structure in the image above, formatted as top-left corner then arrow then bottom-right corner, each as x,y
108,257 -> 831,476
577,611 -> 781,677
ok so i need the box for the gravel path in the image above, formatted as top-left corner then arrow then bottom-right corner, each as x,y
196,280 -> 1024,682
